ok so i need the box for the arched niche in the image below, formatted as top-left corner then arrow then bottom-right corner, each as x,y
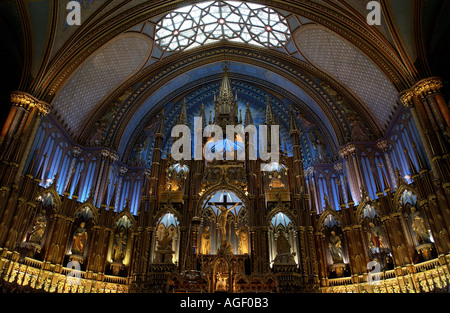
20,190 -> 58,254
108,212 -> 136,276
319,212 -> 349,278
358,203 -> 393,271
164,160 -> 189,192
267,209 -> 298,267
68,203 -> 98,264
397,189 -> 436,262
262,161 -> 289,190
199,189 -> 249,256
24,189 -> 60,245
38,188 -> 61,213
152,209 -> 181,265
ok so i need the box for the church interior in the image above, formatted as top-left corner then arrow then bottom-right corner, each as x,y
0,0 -> 449,294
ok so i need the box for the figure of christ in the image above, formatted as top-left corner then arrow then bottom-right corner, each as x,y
212,202 -> 239,241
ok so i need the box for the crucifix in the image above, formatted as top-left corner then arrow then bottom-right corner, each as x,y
209,195 -> 242,240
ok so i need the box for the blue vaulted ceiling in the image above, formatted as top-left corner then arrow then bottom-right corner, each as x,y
121,61 -> 337,167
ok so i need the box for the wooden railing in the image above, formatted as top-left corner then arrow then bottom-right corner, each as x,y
0,249 -> 129,293
324,256 -> 450,293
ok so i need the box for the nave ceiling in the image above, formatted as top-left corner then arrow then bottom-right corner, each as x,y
0,0 -> 448,165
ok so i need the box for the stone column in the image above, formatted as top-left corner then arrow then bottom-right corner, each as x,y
94,150 -> 110,206
400,78 -> 449,180
339,145 -> 360,203
64,147 -> 82,192
314,231 -> 327,286
0,92 -> 50,183
377,140 -> 396,189
115,166 -> 128,211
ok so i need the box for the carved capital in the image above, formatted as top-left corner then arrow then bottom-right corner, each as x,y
413,77 -> 443,99
119,166 -> 128,176
109,153 -> 119,162
101,149 -> 110,159
399,89 -> 415,108
10,91 -> 50,116
72,146 -> 83,158
333,162 -> 343,173
339,144 -> 356,158
376,139 -> 389,152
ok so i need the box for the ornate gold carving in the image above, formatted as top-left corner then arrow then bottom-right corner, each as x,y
10,91 -> 50,116
399,89 -> 414,108
413,77 -> 443,99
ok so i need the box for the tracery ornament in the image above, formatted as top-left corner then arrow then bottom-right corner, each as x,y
155,1 -> 291,52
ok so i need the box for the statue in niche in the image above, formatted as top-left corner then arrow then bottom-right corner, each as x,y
72,222 -> 88,255
410,207 -> 432,244
330,89 -> 371,142
42,193 -> 56,211
349,116 -> 370,142
328,231 -> 344,264
134,143 -> 146,165
367,222 -> 385,251
157,229 -> 173,251
131,132 -> 151,167
217,239 -> 233,255
156,224 -> 165,241
28,209 -> 47,244
273,229 -> 296,265
212,203 -> 239,240
268,171 -> 285,189
154,228 -> 174,264
215,272 -> 228,291
201,226 -> 211,255
310,131 -> 327,163
88,122 -> 106,146
276,229 -> 291,255
236,226 -> 248,254
112,226 -> 128,263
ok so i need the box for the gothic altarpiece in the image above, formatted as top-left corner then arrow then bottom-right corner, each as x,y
0,72 -> 449,294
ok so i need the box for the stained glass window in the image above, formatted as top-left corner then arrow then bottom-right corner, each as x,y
155,1 -> 291,52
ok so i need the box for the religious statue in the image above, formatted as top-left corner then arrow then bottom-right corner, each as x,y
212,202 -> 239,240
72,222 -> 88,255
349,116 -> 370,142
112,226 -> 128,263
367,222 -> 385,251
310,131 -> 327,163
236,226 -> 248,254
410,207 -> 432,244
217,239 -> 233,255
328,231 -> 344,264
133,142 -> 146,166
276,229 -> 291,255
157,229 -> 173,251
42,193 -> 56,211
273,229 -> 296,265
215,272 -> 228,291
268,172 -> 285,189
201,226 -> 211,255
154,228 -> 175,264
157,224 -> 166,242
29,209 -> 47,244
88,122 -> 106,146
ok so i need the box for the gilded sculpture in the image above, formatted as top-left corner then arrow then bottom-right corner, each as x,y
72,222 -> 88,255
28,210 -> 47,244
